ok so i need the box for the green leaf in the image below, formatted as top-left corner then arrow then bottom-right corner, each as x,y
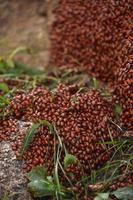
0,83 -> 9,93
0,96 -> 10,107
0,58 -> 8,73
112,187 -> 133,200
94,192 -> 109,200
28,179 -> 55,197
114,103 -> 123,118
1,193 -> 9,200
27,166 -> 47,181
6,59 -> 15,68
47,176 -> 53,183
27,166 -> 55,198
70,96 -> 77,102
64,154 -> 77,168
14,61 -> 43,76
92,77 -> 99,89
91,170 -> 97,184
20,120 -> 54,156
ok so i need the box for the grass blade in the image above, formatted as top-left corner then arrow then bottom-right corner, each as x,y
20,120 -> 54,156
20,123 -> 41,156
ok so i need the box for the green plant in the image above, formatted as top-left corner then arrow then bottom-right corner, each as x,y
20,120 -> 54,156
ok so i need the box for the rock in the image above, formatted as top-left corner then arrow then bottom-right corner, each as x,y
0,141 -> 31,200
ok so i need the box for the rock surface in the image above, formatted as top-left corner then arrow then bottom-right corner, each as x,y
0,141 -> 30,199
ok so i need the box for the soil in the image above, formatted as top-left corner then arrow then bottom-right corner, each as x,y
0,0 -> 56,68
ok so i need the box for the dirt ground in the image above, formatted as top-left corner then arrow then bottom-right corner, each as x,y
0,0 -> 56,68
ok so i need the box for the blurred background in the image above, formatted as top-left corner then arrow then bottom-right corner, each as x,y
0,0 -> 55,68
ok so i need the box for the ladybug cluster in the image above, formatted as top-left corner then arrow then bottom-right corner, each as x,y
7,85 -> 118,174
1,82 -> 132,198
50,0 -> 133,81
1,84 -> 125,199
0,118 -> 17,141
0,1 -> 132,198
110,173 -> 133,191
113,38 -> 133,130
